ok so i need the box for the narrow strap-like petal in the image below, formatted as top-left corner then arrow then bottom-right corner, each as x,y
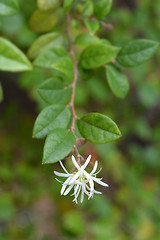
54,171 -> 70,177
72,155 -> 80,170
59,161 -> 69,174
93,189 -> 102,194
71,184 -> 80,196
93,167 -> 102,176
92,176 -> 109,187
73,185 -> 81,203
90,161 -> 98,175
61,184 -> 67,195
83,155 -> 91,169
61,176 -> 73,195
64,184 -> 74,196
80,185 -> 85,203
69,171 -> 80,184
55,178 -> 63,183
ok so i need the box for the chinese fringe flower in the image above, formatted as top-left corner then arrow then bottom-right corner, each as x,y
54,155 -> 109,203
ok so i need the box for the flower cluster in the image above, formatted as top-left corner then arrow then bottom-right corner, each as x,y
54,155 -> 109,203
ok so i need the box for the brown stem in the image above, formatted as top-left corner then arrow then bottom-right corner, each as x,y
66,14 -> 82,164
66,14 -> 79,133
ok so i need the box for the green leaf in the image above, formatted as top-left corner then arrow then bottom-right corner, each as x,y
80,44 -> 120,69
37,0 -> 59,11
84,20 -> 99,35
75,33 -> 100,47
78,113 -> 121,144
106,64 -> 129,98
0,0 -> 19,16
29,9 -> 58,33
0,83 -> 3,102
33,105 -> 71,138
38,78 -> 72,104
34,47 -> 74,80
43,128 -> 75,164
117,39 -> 159,67
0,37 -> 32,72
63,0 -> 73,8
82,1 -> 94,17
27,32 -> 60,59
94,0 -> 112,19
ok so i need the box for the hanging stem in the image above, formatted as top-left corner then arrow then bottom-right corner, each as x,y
66,13 -> 81,164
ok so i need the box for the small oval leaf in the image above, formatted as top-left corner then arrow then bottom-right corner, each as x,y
84,20 -> 99,35
0,0 -> 19,16
34,46 -> 74,80
0,37 -> 32,72
117,39 -> 159,67
38,78 -> 72,104
43,129 -> 75,164
80,44 -> 120,69
78,113 -> 121,144
106,64 -> 129,98
75,33 -> 100,47
37,0 -> 59,11
94,0 -> 112,19
29,9 -> 58,33
33,105 -> 71,139
27,32 -> 60,59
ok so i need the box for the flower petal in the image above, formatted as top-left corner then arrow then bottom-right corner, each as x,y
59,160 -> 69,174
72,155 -> 80,170
90,160 -> 98,175
64,184 -> 74,196
73,185 -> 81,203
69,171 -> 80,185
81,184 -> 85,203
55,178 -> 63,183
54,171 -> 70,177
92,176 -> 109,187
61,176 -> 73,195
93,167 -> 102,176
61,184 -> 67,195
83,155 -> 91,169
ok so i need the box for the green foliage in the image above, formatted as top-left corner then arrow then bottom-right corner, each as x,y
34,47 -> 74,80
84,19 -> 100,35
75,32 -> 100,47
94,0 -> 112,19
33,105 -> 71,138
0,0 -> 19,16
1,0 -> 160,239
63,0 -> 73,9
27,32 -> 60,59
29,9 -> 58,33
0,37 -> 32,71
37,0 -> 59,11
117,39 -> 159,67
80,43 -> 120,69
43,128 -> 75,164
38,78 -> 72,105
82,1 -> 93,17
106,64 -> 129,98
78,113 -> 121,144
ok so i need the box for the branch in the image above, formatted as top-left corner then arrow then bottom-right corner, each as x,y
66,14 -> 79,133
66,14 -> 81,164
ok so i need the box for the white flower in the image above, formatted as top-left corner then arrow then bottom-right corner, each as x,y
54,155 -> 109,203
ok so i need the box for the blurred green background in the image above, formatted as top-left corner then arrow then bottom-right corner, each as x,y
0,0 -> 160,239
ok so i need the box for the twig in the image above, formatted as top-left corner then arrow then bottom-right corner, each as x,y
66,14 -> 79,133
66,13 -> 81,164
